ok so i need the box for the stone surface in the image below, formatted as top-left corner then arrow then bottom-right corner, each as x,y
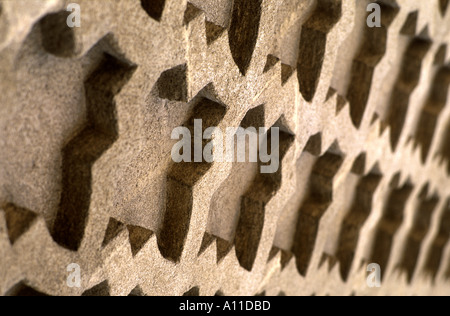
0,0 -> 449,296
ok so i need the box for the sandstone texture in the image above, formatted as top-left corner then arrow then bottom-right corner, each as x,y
0,0 -> 450,296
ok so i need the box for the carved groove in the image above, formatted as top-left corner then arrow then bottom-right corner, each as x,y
183,287 -> 200,296
397,185 -> 439,283
102,218 -> 153,256
346,1 -> 398,127
1,0 -> 450,297
5,282 -> 49,296
440,0 -> 450,16
102,218 -> 126,247
292,141 -> 344,276
158,99 -> 226,262
128,225 -> 154,257
141,0 -> 166,22
383,33 -> 432,150
51,53 -> 136,251
414,66 -> 450,163
206,21 -> 226,45
184,3 -> 202,25
82,281 -> 110,296
228,0 -> 263,75
439,119 -> 450,173
2,204 -> 37,245
335,166 -> 382,281
423,199 -> 450,280
128,285 -> 145,296
39,11 -> 77,57
235,119 -> 294,271
204,105 -> 263,263
368,175 -> 414,278
297,0 -> 342,102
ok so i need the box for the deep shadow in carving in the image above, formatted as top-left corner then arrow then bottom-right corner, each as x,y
102,218 -> 153,257
439,119 -> 450,174
206,21 -> 226,45
183,286 -> 200,296
39,11 -> 77,57
446,260 -> 450,280
270,133 -> 326,271
5,282 -> 49,296
82,280 -> 110,296
52,53 -> 136,251
184,2 -> 203,25
292,142 -> 344,276
440,0 -> 450,16
235,121 -> 294,271
202,105 -> 263,264
335,165 -> 382,281
346,1 -> 399,127
2,203 -> 37,245
383,32 -> 432,150
423,199 -> 450,281
397,185 -> 439,283
414,66 -> 450,163
281,64 -> 295,86
228,0 -> 263,75
141,0 -> 166,22
198,232 -> 233,263
128,285 -> 145,296
268,245 -> 294,269
297,0 -> 342,102
102,217 -> 126,247
434,44 -> 447,65
368,175 -> 413,280
158,99 -> 226,262
156,64 -> 188,102
263,55 -> 280,73
128,224 -> 154,256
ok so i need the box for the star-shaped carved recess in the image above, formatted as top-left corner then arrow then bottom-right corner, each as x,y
50,49 -> 137,251
1,9 -> 138,252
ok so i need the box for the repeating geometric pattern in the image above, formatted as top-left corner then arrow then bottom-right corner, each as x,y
0,0 -> 449,296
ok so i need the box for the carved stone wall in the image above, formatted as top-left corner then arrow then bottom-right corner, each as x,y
0,0 -> 449,296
